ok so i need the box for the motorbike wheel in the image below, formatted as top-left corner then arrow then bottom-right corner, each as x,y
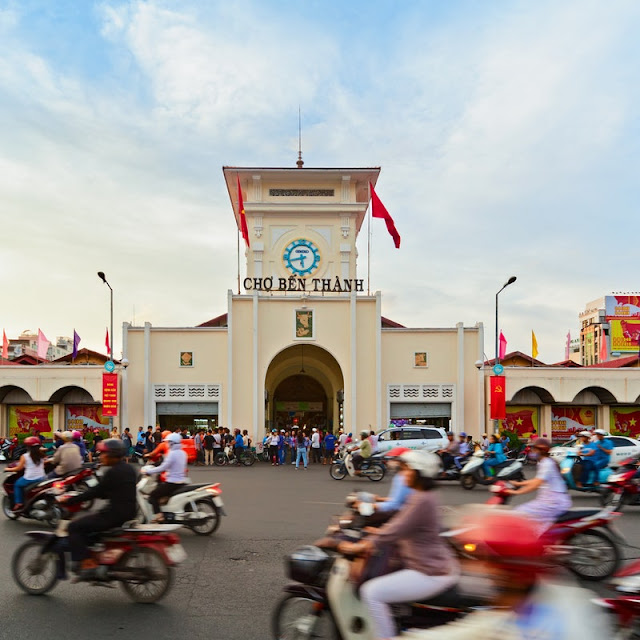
119,547 -> 175,603
366,464 -> 385,482
12,540 -> 59,595
241,452 -> 256,467
600,489 -> 625,510
186,499 -> 220,536
460,475 -> 476,490
46,500 -> 62,528
566,529 -> 620,581
272,594 -> 339,640
2,495 -> 18,520
329,464 -> 347,480
214,452 -> 227,467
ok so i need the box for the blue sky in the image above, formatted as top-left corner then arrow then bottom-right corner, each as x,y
1,0 -> 639,362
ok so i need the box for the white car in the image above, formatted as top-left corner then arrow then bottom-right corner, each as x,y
376,426 -> 449,454
550,434 -> 640,467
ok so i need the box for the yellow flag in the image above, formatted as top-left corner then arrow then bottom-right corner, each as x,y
532,331 -> 539,359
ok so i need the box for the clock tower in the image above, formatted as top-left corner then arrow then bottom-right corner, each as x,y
223,166 -> 380,294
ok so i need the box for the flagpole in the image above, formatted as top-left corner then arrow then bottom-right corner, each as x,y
367,184 -> 372,296
237,229 -> 240,295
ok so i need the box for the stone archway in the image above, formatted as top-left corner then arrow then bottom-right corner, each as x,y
265,344 -> 344,433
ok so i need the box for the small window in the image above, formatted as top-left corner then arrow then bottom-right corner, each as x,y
421,429 -> 442,439
401,430 -> 421,441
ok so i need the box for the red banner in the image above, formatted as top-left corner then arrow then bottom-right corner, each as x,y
102,373 -> 118,417
490,376 -> 506,420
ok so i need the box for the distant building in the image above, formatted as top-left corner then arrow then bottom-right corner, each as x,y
7,331 -> 73,362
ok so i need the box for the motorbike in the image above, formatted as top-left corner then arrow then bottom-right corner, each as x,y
594,558 -> 640,639
488,480 -> 624,581
459,449 -> 524,490
11,494 -> 185,603
329,448 -> 385,482
560,450 -> 612,494
272,544 -> 493,640
0,436 -> 25,462
137,465 -> 224,535
214,445 -> 256,466
600,460 -> 640,510
2,463 -> 98,526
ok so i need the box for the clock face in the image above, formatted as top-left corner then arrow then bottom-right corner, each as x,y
283,239 -> 321,277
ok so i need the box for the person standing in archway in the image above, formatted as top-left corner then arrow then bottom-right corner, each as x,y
311,428 -> 321,464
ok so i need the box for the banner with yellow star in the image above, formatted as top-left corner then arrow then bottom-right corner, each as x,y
611,407 -> 640,437
499,405 -> 539,438
9,405 -> 53,437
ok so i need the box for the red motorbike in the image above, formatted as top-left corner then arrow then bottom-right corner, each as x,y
11,494 -> 186,603
488,481 -> 624,581
2,463 -> 98,526
600,459 -> 640,511
594,559 -> 640,639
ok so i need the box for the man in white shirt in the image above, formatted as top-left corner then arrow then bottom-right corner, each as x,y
311,428 -> 321,464
338,429 -> 349,448
368,430 -> 379,454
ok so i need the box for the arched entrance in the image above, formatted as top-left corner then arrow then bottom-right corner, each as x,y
265,344 -> 344,433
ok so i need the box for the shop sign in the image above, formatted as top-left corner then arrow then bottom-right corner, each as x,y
244,276 -> 364,293
102,373 -> 118,417
608,318 -> 640,353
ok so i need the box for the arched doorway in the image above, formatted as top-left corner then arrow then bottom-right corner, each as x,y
265,344 -> 344,433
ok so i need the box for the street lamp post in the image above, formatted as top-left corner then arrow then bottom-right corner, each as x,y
495,276 -> 517,366
97,271 -> 114,430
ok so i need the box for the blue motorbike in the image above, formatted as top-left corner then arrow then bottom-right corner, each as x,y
560,451 -> 612,494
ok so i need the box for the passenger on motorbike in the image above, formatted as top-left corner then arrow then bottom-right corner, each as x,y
339,450 -> 459,640
506,438 -> 571,532
454,433 -> 471,469
60,438 -> 137,580
351,430 -> 373,474
5,436 -> 45,511
577,429 -> 612,488
144,430 -> 172,462
71,430 -> 87,460
437,432 -> 460,470
402,510 -> 611,640
47,431 -> 83,479
482,434 -> 506,477
141,432 -> 187,522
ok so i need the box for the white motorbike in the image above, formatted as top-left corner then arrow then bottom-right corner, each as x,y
137,465 -> 225,536
459,449 -> 524,490
329,448 -> 386,482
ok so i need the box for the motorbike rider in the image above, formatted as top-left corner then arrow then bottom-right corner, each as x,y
71,430 -> 87,460
577,429 -> 613,487
4,436 -> 45,511
482,434 -> 506,477
505,438 -> 571,532
141,432 -> 187,521
339,450 -> 459,640
437,432 -> 460,470
145,430 -> 172,462
60,439 -> 137,580
351,430 -> 373,474
402,510 -> 611,640
47,430 -> 83,479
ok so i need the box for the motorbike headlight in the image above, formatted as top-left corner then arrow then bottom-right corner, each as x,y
607,474 -> 624,483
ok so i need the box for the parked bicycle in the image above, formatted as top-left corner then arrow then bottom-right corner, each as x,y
214,445 -> 256,467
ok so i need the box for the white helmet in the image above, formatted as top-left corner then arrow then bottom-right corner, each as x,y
399,450 -> 441,478
165,433 -> 182,447
594,429 -> 607,436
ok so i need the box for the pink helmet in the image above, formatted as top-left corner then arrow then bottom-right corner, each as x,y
72,430 -> 82,440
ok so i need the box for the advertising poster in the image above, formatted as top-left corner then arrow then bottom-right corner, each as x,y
66,405 -> 110,431
8,405 -> 53,437
605,295 -> 640,318
551,406 -> 595,441
499,405 -> 539,437
608,318 -> 640,353
610,407 -> 640,437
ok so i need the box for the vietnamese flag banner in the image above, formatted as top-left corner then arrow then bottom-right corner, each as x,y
489,376 -> 506,420
369,182 -> 401,248
102,373 -> 118,416
611,407 -> 640,438
500,406 -> 539,437
8,405 -> 53,436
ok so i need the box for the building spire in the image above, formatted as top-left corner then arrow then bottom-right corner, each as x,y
296,106 -> 304,168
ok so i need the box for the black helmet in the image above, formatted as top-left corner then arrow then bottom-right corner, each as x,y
97,438 -> 127,458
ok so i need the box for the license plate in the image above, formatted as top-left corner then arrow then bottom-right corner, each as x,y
166,544 -> 187,564
86,477 -> 98,487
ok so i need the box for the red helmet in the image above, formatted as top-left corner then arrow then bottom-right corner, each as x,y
384,446 -> 410,458
24,436 -> 40,447
455,511 -> 551,573
161,430 -> 172,440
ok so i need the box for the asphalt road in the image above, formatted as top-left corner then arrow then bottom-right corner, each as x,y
1,460 -> 638,640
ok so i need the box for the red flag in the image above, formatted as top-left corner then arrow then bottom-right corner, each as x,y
499,331 -> 507,360
237,175 -> 250,248
369,182 -> 400,249
489,376 -> 506,420
2,329 -> 7,360
105,328 -> 111,356
599,331 -> 607,363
